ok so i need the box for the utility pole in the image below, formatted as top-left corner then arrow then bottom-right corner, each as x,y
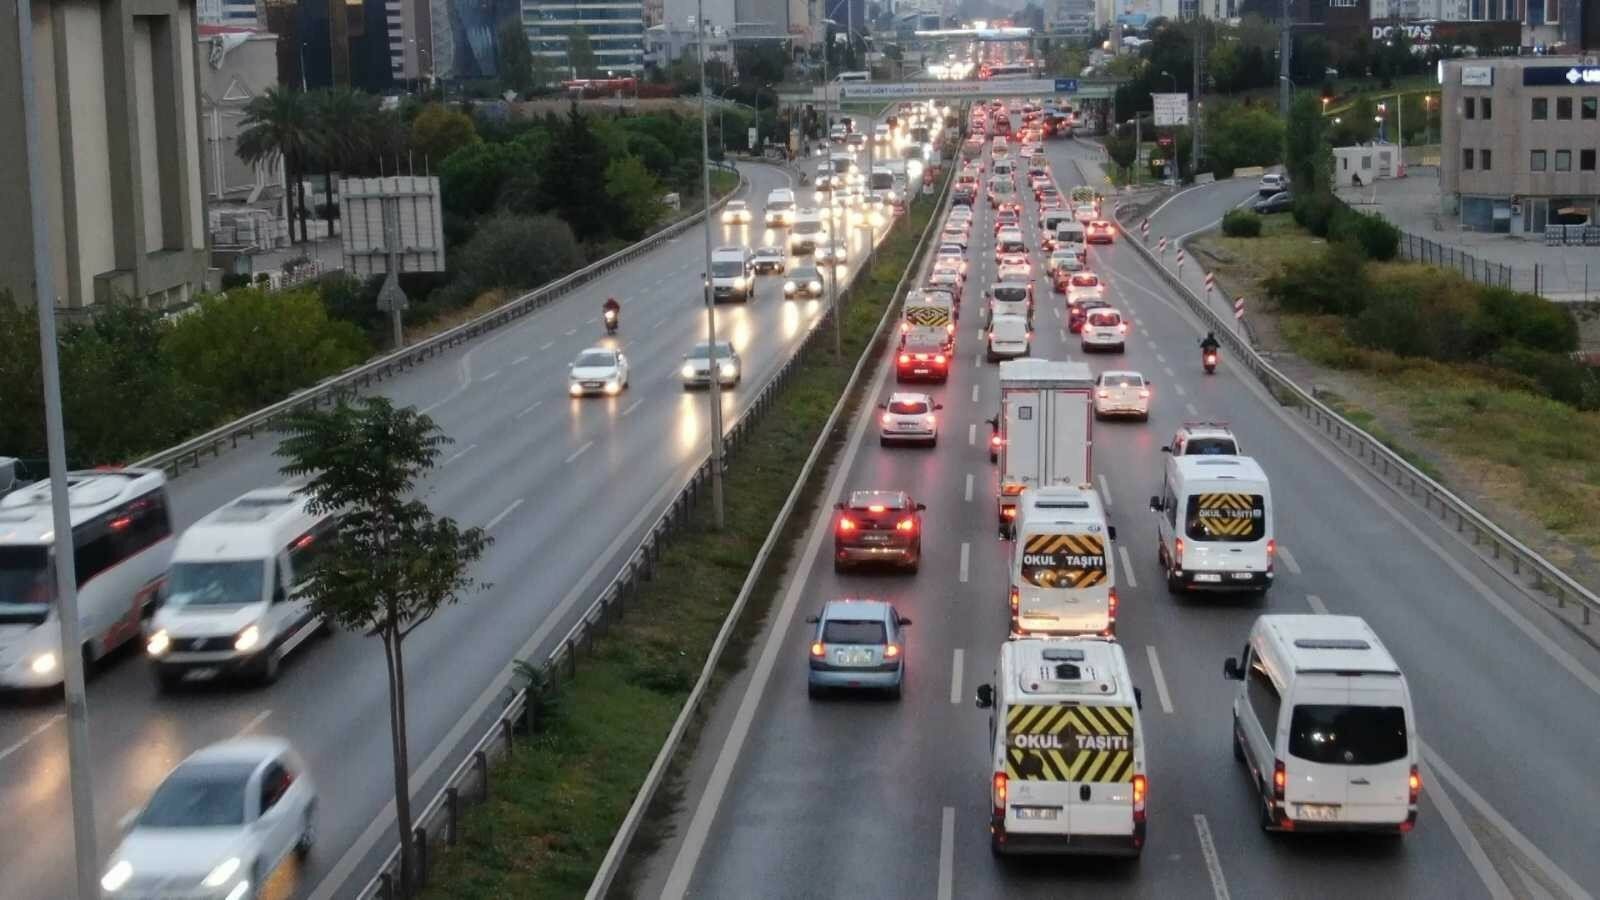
696,3 -> 727,528
16,0 -> 100,896
1278,0 -> 1292,117
1192,19 -> 1206,175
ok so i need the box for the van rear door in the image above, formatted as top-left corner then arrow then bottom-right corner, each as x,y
1287,683 -> 1410,825
1002,702 -> 1074,837
1065,703 -> 1138,838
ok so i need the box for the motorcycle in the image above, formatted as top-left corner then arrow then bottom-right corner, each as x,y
1202,348 -> 1218,375
604,308 -> 619,336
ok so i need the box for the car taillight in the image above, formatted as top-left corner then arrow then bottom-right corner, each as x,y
1108,589 -> 1118,620
1174,537 -> 1184,566
1119,323 -> 1128,333
1097,389 -> 1109,398
901,322 -> 910,333
1009,585 -> 1020,612
991,434 -> 1002,448
1273,759 -> 1286,802
946,323 -> 955,334
926,415 -> 937,427
934,354 -> 946,365
811,641 -> 825,657
1139,389 -> 1150,399
1267,539 -> 1276,557
896,517 -> 916,533
1409,765 -> 1421,804
1132,774 -> 1147,823
884,643 -> 901,658
838,517 -> 857,533
993,772 -> 1008,816
1002,506 -> 1018,520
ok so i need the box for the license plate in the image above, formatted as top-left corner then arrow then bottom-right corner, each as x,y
583,382 -> 602,389
913,368 -> 929,375
1297,803 -> 1340,821
1232,572 -> 1256,581
186,667 -> 219,681
1014,807 -> 1060,820
859,533 -> 891,543
835,649 -> 873,665
1194,573 -> 1222,583
896,423 -> 920,430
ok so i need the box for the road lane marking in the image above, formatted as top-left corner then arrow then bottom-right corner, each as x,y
1173,383 -> 1187,397
0,714 -> 62,765
1162,366 -> 1175,378
486,499 -> 524,531
1144,646 -> 1175,714
539,341 -> 554,351
441,443 -> 477,467
965,473 -> 974,502
1193,815 -> 1232,900
968,423 -> 975,445
1140,327 -> 1150,337
974,352 -> 982,367
949,651 -> 964,705
1053,307 -> 1061,319
1118,546 -> 1137,589
1418,753 -> 1515,900
971,384 -> 980,403
511,354 -> 530,365
622,398 -> 644,417
478,370 -> 500,383
959,542 -> 970,582
1097,474 -> 1113,508
937,807 -> 956,900
516,400 -> 543,419
1155,352 -> 1166,364
565,441 -> 594,464
236,709 -> 272,737
1277,545 -> 1301,575
1185,403 -> 1198,416
1306,594 -> 1328,615
563,328 -> 577,336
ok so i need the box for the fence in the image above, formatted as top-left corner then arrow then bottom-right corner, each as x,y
352,167 -> 953,900
132,160 -> 748,479
1395,230 -> 1513,289
1112,198 -> 1599,640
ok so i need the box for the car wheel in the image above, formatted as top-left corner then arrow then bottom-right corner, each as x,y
833,557 -> 847,574
880,437 -> 890,447
1115,343 -> 1125,353
257,647 -> 281,686
1260,794 -> 1278,832
808,683 -> 823,700
154,665 -> 183,694
1166,563 -> 1185,596
889,679 -> 903,701
991,830 -> 1005,856
296,802 -> 317,860
927,436 -> 938,449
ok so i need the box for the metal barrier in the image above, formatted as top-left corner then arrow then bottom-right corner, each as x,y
1395,230 -> 1513,288
350,167 -> 954,900
131,164 -> 752,477
1111,197 -> 1600,633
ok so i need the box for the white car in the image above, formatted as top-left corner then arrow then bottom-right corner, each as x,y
1065,271 -> 1104,304
568,347 -> 630,396
997,256 -> 1031,282
1046,249 -> 1084,276
751,245 -> 787,275
721,200 -> 753,225
681,340 -> 741,388
1095,370 -> 1151,420
816,239 -> 849,265
1074,203 -> 1097,224
1080,306 -> 1127,353
102,737 -> 316,900
879,392 -> 942,447
1258,172 -> 1287,196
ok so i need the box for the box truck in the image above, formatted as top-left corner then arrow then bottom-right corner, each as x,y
991,359 -> 1095,537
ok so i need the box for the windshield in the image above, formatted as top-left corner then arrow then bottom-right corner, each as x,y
1020,533 -> 1107,588
1185,437 -> 1239,455
822,619 -> 886,645
830,158 -> 852,173
1289,704 -> 1408,765
711,261 -> 744,277
889,400 -> 930,414
138,762 -> 254,828
0,546 -> 52,625
687,343 -> 734,359
165,560 -> 267,609
1185,493 -> 1266,542
1102,374 -> 1144,388
793,220 -> 823,235
768,200 -> 792,211
790,268 -> 821,281
993,286 -> 1028,303
575,351 -> 616,368
870,173 -> 894,189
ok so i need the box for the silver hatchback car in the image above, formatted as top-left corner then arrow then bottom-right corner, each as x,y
806,599 -> 911,699
680,341 -> 740,388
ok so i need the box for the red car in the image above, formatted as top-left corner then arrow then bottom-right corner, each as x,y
1086,220 -> 1117,244
896,335 -> 951,383
833,490 -> 925,572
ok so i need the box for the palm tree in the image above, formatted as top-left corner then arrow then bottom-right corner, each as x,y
308,88 -> 377,237
238,87 -> 314,243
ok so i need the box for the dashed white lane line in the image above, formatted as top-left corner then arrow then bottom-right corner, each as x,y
1155,352 -> 1166,364
516,400 -> 543,419
1185,402 -> 1199,416
1118,546 -> 1137,589
0,714 -> 62,765
1097,474 -> 1113,509
937,807 -> 956,900
511,354 -> 530,365
539,341 -> 554,351
1140,327 -> 1150,337
622,398 -> 644,417
967,423 -> 976,445
485,498 -> 524,531
236,709 -> 272,738
1163,366 -> 1175,378
1194,815 -> 1232,900
1144,645 -> 1175,714
949,650 -> 964,706
565,441 -> 594,464
1277,545 -> 1302,575
1173,383 -> 1187,397
965,473 -> 974,502
563,328 -> 578,336
974,352 -> 982,367
959,542 -> 971,583
1306,594 -> 1328,615
441,443 -> 478,467
971,384 -> 980,403
478,370 -> 500,383
1053,307 -> 1062,319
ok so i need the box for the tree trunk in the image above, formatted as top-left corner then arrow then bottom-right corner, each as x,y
382,626 -> 416,896
296,170 -> 311,245
323,167 -> 336,238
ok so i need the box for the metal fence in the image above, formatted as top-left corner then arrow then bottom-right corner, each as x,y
131,161 -> 748,478
1395,231 -> 1513,289
1113,200 -> 1599,637
351,168 -> 953,900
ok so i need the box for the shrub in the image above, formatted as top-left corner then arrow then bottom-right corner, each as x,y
1474,286 -> 1578,355
1221,209 -> 1262,237
1490,345 -> 1600,410
1292,191 -> 1337,236
1330,209 -> 1400,260
1263,242 -> 1369,315
453,212 -> 585,295
1348,269 -> 1479,361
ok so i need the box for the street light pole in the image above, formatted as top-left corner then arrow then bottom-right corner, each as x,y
696,3 -> 727,528
16,2 -> 100,896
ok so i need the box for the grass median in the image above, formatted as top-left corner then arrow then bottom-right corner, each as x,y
417,185 -> 945,900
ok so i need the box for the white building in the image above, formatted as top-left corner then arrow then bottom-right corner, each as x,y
524,0 -> 648,73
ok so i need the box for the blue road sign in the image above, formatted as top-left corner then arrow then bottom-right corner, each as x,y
1054,78 -> 1080,93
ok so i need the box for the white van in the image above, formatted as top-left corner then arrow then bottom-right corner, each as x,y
975,637 -> 1147,857
1055,220 -> 1087,257
1149,456 -> 1275,595
710,245 -> 754,302
1223,615 -> 1420,834
765,188 -> 796,226
1010,486 -> 1117,636
986,314 -> 1031,363
145,487 -> 336,689
789,208 -> 828,254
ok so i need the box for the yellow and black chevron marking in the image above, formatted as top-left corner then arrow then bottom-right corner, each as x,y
1004,704 -> 1136,783
905,305 -> 953,327
1020,533 -> 1107,587
1194,493 -> 1259,537
1024,533 -> 1105,557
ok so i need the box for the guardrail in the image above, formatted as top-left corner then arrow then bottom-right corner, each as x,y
1109,189 -> 1599,633
132,163 -> 751,478
351,167 -> 953,900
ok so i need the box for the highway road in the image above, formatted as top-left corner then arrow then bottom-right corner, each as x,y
0,151 -> 910,899
652,121 -> 1600,900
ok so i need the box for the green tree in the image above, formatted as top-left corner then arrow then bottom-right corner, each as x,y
163,288 -> 369,415
1207,103 -> 1284,176
274,398 -> 490,899
1283,91 -> 1330,195
1208,41 -> 1241,93
536,104 -> 614,240
605,156 -> 667,239
237,87 -> 315,243
454,212 -> 585,291
497,18 -> 534,95
439,140 -> 537,218
565,28 -> 597,78
409,103 -> 481,166
308,88 -> 379,235
1104,131 -> 1138,179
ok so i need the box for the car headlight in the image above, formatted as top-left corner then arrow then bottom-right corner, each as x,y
101,860 -> 133,893
146,629 -> 170,657
604,380 -> 622,395
202,857 -> 242,888
681,364 -> 696,379
810,280 -> 822,292
234,624 -> 261,653
29,651 -> 58,675
784,280 -> 797,293
719,363 -> 737,378
569,382 -> 583,396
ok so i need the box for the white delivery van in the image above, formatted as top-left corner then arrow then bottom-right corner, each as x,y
986,283 -> 1032,327
1149,455 -> 1275,595
975,638 -> 1147,857
1223,614 -> 1420,834
146,487 -> 337,689
993,359 -> 1095,534
902,289 -> 957,349
987,314 -> 1031,363
765,188 -> 796,226
789,208 -> 828,254
710,245 -> 754,302
1056,221 -> 1087,257
1010,486 -> 1118,636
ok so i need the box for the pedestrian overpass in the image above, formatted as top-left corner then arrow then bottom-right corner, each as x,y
777,77 -> 1121,106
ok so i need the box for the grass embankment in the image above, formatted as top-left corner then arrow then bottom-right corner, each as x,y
1190,218 -> 1600,579
417,187 -> 944,899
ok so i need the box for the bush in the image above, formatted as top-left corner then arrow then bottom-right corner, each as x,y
1474,286 -> 1578,355
220,272 -> 252,291
1347,277 -> 1478,360
1328,208 -> 1400,260
453,212 -> 585,295
1490,345 -> 1600,410
1263,242 -> 1369,315
1292,191 -> 1338,236
1221,209 -> 1262,237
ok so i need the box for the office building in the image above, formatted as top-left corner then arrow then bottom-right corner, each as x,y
525,0 -> 647,73
199,0 -> 264,26
198,26 -> 290,259
264,0 -> 396,91
0,0 -> 213,309
1440,57 -> 1600,233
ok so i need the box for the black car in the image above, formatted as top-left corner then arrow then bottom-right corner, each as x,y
896,335 -> 951,383
1253,191 -> 1294,214
751,246 -> 787,274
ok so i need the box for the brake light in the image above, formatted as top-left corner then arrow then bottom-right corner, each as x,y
109,516 -> 132,531
946,323 -> 955,334
896,517 -> 916,533
1119,323 -> 1128,333
1002,506 -> 1018,519
838,517 -> 857,533
934,354 -> 946,365
1132,774 -> 1147,823
993,772 -> 1008,815
901,322 -> 910,333
991,434 -> 1002,448
1108,589 -> 1118,620
1000,483 -> 1024,496
1273,759 -> 1286,801
1174,537 -> 1184,566
1139,389 -> 1150,399
868,504 -> 886,513
1267,539 -> 1276,557
884,643 -> 901,658
899,353 -> 910,364
1009,585 -> 1019,612
1409,766 -> 1421,803
811,641 -> 826,658
927,415 -> 937,427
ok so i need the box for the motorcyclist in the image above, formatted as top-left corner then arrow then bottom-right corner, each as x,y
602,297 -> 620,331
1199,331 -> 1220,355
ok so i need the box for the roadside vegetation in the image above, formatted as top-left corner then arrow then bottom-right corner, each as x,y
414,184 -> 946,899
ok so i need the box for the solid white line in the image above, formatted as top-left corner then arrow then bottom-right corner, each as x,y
937,807 -> 956,900
0,714 -> 62,765
485,498 -> 524,531
949,651 -> 964,706
1097,474 -> 1113,509
440,443 -> 477,467
1277,545 -> 1302,575
565,441 -> 594,464
1173,383 -> 1187,397
1144,645 -> 1175,714
1193,815 -> 1232,900
1185,402 -> 1199,416
1118,546 -> 1137,589
965,473 -> 974,502
479,370 -> 500,383
511,354 -> 530,365
959,542 -> 971,583
622,398 -> 644,417
516,400 -> 543,419
1419,754 -> 1516,900
968,423 -> 976,445
236,709 -> 272,738
1306,594 -> 1328,615
538,341 -> 554,351
971,384 -> 980,403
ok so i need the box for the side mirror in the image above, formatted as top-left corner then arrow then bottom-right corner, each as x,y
1148,496 -> 1162,513
1107,525 -> 1118,542
877,402 -> 886,409
916,503 -> 927,511
273,583 -> 288,605
1223,657 -> 1244,681
975,683 -> 994,709
934,403 -> 944,410
1161,445 -> 1172,453
1134,687 -> 1144,710
833,501 -> 846,510
898,616 -> 914,626
805,615 -> 820,624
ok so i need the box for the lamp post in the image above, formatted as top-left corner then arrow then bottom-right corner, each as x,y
1376,101 -> 1387,143
1160,69 -> 1177,93
695,5 -> 727,529
1423,94 -> 1433,146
